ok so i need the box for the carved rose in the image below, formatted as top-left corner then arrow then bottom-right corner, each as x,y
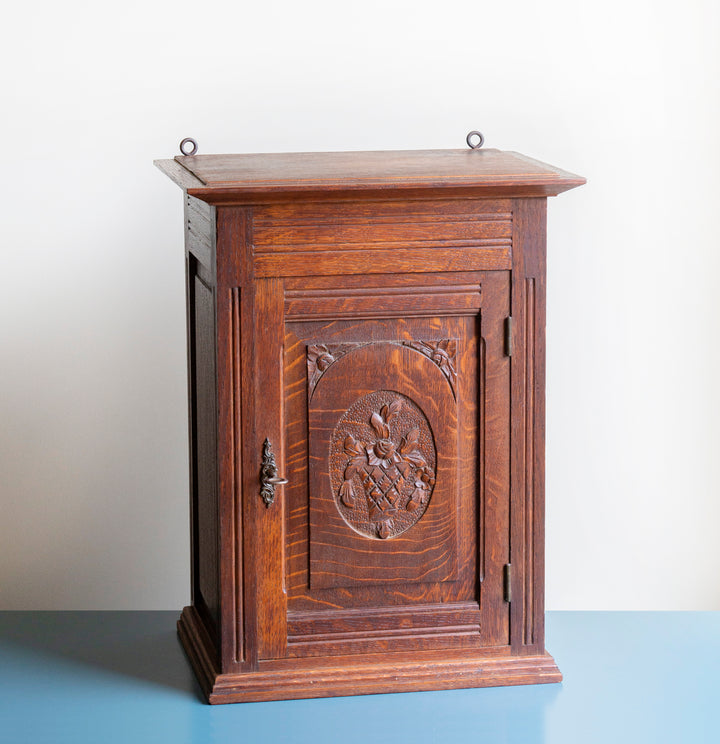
367,438 -> 401,468
374,439 -> 395,459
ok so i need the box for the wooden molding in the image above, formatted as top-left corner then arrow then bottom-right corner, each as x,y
179,606 -> 561,704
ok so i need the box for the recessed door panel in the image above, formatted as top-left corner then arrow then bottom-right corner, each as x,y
279,271 -> 510,659
308,341 -> 458,590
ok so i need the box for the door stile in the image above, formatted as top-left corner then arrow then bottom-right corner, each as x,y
251,276 -> 288,660
476,271 -> 512,647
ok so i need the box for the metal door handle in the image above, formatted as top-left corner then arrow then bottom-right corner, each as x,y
260,438 -> 287,507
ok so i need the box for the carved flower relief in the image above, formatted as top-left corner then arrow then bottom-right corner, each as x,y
307,344 -> 336,392
333,395 -> 436,539
309,344 -> 335,371
400,339 -> 458,399
367,438 -> 399,468
308,340 -> 457,399
420,339 -> 456,381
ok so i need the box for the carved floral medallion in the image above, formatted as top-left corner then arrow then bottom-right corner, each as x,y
307,339 -> 457,398
329,391 -> 436,539
403,340 -> 457,398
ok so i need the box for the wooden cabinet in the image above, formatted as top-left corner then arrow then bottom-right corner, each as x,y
156,146 -> 584,703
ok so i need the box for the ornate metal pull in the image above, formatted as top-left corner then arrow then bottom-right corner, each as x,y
260,438 -> 287,507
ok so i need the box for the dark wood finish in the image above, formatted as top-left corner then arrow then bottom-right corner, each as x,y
157,146 -> 584,703
155,149 -> 584,202
178,604 -> 561,704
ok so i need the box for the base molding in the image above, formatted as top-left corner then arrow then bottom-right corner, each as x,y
178,606 -> 562,704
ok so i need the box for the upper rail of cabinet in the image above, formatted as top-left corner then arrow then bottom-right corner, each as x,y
155,148 -> 585,205
251,197 -> 513,276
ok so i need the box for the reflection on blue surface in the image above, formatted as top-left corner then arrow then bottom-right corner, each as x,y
0,611 -> 717,743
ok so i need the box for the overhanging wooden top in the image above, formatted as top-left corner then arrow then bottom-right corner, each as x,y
155,148 -> 585,203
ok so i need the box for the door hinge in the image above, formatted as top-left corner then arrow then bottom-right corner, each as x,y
504,316 -> 513,357
503,563 -> 512,602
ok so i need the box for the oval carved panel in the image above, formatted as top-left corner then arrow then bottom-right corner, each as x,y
329,390 -> 437,539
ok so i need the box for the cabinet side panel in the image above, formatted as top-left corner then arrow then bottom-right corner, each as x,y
215,207 -> 253,672
190,266 -> 220,638
527,206 -> 547,654
510,198 -> 547,655
185,194 -> 216,275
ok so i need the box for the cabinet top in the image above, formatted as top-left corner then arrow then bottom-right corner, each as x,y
155,148 -> 585,203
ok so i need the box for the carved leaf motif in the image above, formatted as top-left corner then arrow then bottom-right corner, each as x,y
339,481 -> 354,507
387,399 -> 402,420
400,427 -> 419,453
397,461 -> 412,477
370,412 -> 389,438
344,435 -> 363,457
403,450 -> 427,468
345,454 -> 365,477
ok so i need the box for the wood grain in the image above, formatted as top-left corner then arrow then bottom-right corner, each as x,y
156,148 -> 585,202
184,194 -> 215,270
255,246 -> 510,278
252,199 -> 511,252
252,277 -> 287,660
215,208 -> 252,672
285,284 -> 482,322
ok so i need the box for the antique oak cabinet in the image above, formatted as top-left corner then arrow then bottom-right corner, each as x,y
155,144 -> 584,703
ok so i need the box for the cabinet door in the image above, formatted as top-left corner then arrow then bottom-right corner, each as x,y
264,270 -> 512,660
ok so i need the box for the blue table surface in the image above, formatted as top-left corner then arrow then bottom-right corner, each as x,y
0,611 -> 717,744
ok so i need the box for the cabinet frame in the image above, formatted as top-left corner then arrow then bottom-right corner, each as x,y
157,149 -> 584,703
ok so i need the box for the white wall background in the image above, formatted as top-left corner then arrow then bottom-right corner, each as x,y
1,0 -> 718,610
